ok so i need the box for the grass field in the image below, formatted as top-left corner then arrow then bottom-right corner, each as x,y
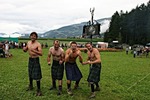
0,47 -> 150,100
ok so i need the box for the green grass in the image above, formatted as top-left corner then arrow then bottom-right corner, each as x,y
0,48 -> 150,100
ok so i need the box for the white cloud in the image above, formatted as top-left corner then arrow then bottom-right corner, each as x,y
101,20 -> 110,33
0,0 -> 148,34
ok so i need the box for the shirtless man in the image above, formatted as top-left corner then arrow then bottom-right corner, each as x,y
83,42 -> 102,98
47,40 -> 65,95
65,41 -> 83,95
23,32 -> 42,96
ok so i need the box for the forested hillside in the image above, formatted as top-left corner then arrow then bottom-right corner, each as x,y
104,1 -> 150,45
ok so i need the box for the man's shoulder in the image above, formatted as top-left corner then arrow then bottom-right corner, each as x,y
27,41 -> 32,45
65,48 -> 71,52
48,46 -> 54,51
93,48 -> 99,52
27,41 -> 31,43
59,47 -> 64,51
50,46 -> 54,49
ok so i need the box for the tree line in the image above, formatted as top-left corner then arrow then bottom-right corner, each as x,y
104,1 -> 150,45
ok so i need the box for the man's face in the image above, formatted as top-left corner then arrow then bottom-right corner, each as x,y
86,44 -> 92,51
54,42 -> 59,50
71,44 -> 77,52
30,34 -> 37,42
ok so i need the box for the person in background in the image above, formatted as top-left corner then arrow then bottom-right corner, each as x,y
146,47 -> 149,58
45,43 -> 48,48
133,49 -> 137,58
4,41 -> 11,57
0,42 -> 5,58
23,32 -> 43,96
65,41 -> 83,96
83,42 -> 102,99
47,40 -> 65,95
126,47 -> 129,55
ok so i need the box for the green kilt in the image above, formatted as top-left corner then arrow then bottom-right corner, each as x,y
51,60 -> 64,80
28,57 -> 42,80
87,63 -> 101,83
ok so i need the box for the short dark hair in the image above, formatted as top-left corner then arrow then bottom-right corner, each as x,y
53,40 -> 60,44
70,41 -> 77,45
30,32 -> 38,38
85,42 -> 92,46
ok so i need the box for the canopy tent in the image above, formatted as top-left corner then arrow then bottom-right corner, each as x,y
0,37 -> 18,42
146,43 -> 150,46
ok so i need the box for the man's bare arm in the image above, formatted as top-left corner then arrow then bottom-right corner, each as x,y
61,51 -> 65,62
47,49 -> 52,65
78,51 -> 83,64
65,49 -> 71,62
31,43 -> 42,56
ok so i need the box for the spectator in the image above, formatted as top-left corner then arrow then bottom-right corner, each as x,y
0,42 -> 5,58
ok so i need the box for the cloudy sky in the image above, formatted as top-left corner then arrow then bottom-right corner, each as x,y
0,0 -> 148,34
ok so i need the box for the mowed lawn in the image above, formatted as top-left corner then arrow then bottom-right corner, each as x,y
0,48 -> 150,100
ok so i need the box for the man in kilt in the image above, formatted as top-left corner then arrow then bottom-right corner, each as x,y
47,40 -> 65,95
23,32 -> 43,96
65,41 -> 83,96
83,42 -> 102,98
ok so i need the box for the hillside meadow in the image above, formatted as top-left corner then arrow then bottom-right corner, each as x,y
0,40 -> 150,100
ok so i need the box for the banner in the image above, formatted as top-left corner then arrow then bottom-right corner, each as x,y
82,24 -> 100,38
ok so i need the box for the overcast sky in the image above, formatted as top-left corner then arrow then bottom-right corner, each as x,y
0,0 -> 148,34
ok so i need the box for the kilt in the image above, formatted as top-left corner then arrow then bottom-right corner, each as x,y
87,63 -> 101,83
28,57 -> 42,80
51,60 -> 64,80
65,62 -> 82,81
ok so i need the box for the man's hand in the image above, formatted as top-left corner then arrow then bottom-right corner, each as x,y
82,60 -> 90,65
59,60 -> 63,65
48,62 -> 51,66
82,62 -> 88,65
23,47 -> 27,52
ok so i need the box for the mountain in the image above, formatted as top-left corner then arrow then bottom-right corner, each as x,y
0,32 -> 24,38
43,17 -> 111,38
0,18 -> 111,38
0,33 -> 9,37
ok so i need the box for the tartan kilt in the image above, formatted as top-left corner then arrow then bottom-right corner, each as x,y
51,60 -> 64,80
65,62 -> 82,81
28,57 -> 42,80
87,63 -> 101,83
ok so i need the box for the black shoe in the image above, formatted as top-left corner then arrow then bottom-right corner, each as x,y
67,89 -> 73,96
49,86 -> 56,90
73,85 -> 81,90
57,90 -> 62,96
89,92 -> 95,99
36,90 -> 42,96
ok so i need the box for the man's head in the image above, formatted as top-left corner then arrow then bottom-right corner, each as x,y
85,42 -> 93,52
53,40 -> 60,50
30,32 -> 38,42
70,41 -> 77,52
